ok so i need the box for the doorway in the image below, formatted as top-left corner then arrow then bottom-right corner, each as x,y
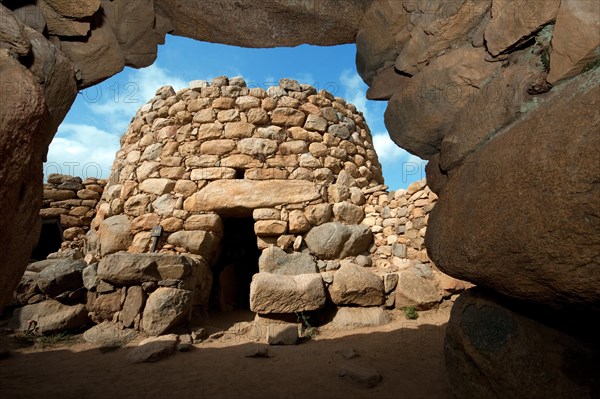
30,218 -> 63,261
210,216 -> 260,313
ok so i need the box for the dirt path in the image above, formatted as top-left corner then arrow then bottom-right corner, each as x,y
0,308 -> 451,399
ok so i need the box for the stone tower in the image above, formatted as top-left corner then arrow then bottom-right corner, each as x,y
83,76 -> 392,332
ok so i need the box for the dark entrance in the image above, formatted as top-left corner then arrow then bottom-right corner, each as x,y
30,218 -> 63,261
210,217 -> 260,312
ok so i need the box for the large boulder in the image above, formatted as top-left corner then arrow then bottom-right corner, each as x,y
87,291 -> 123,323
484,0 -> 560,56
394,0 -> 491,75
446,289 -> 599,399
547,0 -> 600,84
83,321 -> 137,345
101,0 -> 160,68
142,287 -> 192,336
395,269 -> 442,310
0,38 -> 48,311
304,222 -> 350,259
258,246 -> 317,275
97,215 -> 133,257
14,271 -> 41,305
427,68 -> 600,309
356,0 -> 411,84
304,222 -> 372,260
184,180 -> 321,215
9,300 -> 89,334
439,41 -> 548,171
166,230 -> 219,261
97,252 -> 202,288
59,11 -> 125,87
126,334 -> 179,363
36,259 -> 86,297
328,263 -> 384,306
154,0 -> 373,47
385,45 -> 500,158
249,273 -> 326,313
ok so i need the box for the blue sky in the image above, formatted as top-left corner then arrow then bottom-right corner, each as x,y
45,36 -> 426,190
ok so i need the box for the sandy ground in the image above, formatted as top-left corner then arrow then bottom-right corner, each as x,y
0,306 -> 452,399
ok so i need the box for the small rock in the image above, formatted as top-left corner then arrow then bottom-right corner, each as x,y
191,328 -> 207,343
341,348 -> 359,359
126,334 -> 179,363
244,346 -> 270,358
9,300 -> 88,334
208,331 -> 225,341
338,364 -> 382,388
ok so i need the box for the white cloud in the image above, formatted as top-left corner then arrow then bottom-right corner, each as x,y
339,69 -> 373,123
373,133 -> 407,162
86,64 -> 187,133
45,124 -> 120,179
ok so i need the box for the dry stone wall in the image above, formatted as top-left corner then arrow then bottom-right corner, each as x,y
81,77 -> 393,334
89,76 -> 383,258
40,174 -> 106,251
364,179 -> 468,310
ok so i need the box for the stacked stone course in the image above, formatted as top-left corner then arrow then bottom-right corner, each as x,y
40,174 -> 106,251
89,76 -> 384,261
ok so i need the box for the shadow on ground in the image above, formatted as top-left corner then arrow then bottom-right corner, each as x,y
0,318 -> 449,399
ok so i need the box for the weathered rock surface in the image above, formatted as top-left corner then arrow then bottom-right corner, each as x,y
87,291 -> 122,323
446,289 -> 600,399
547,0 -> 600,84
332,307 -> 389,328
385,46 -> 499,158
120,286 -> 145,328
14,271 -> 40,305
305,223 -> 372,260
484,0 -> 560,56
9,300 -> 88,334
184,180 -> 321,215
427,69 -> 600,309
395,0 -> 491,75
142,288 -> 192,336
127,334 -> 179,363
167,231 -> 218,259
356,0 -> 410,84
395,270 -> 442,310
82,264 -> 100,291
250,273 -> 326,313
439,43 -> 547,171
83,321 -> 136,345
266,324 -> 299,345
59,13 -> 124,87
258,246 -> 317,275
97,252 -> 201,286
0,33 -> 53,311
329,263 -> 384,306
102,0 -> 160,68
154,0 -> 373,48
97,215 -> 133,256
36,259 -> 86,297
